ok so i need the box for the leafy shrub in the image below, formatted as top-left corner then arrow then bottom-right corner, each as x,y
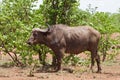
0,0 -> 120,67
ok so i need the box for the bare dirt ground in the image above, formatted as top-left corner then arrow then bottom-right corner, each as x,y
0,52 -> 120,80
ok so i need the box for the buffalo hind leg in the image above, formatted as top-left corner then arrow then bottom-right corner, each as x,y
95,53 -> 101,73
91,50 -> 101,73
90,53 -> 95,72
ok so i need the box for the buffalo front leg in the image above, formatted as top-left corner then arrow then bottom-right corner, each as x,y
52,55 -> 57,70
55,52 -> 64,72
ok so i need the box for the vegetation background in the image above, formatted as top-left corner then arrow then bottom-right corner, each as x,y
0,0 -> 120,68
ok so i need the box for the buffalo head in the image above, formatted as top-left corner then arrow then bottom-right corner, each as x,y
27,27 -> 51,45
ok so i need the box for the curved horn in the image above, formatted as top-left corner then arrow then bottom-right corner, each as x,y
46,24 -> 51,32
33,28 -> 48,33
46,24 -> 50,28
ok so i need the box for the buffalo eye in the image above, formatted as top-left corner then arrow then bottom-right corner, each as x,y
33,32 -> 38,37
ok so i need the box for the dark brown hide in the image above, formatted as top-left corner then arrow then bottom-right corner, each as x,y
27,24 -> 101,73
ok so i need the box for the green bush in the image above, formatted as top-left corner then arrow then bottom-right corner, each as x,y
0,0 -> 120,67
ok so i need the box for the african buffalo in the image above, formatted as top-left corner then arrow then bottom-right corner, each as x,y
27,24 -> 101,73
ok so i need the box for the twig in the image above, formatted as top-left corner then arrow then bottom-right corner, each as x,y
1,40 -> 23,66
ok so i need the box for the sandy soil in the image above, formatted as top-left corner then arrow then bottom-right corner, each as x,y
0,52 -> 120,80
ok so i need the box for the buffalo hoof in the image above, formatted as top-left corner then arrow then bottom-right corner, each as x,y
96,70 -> 101,73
